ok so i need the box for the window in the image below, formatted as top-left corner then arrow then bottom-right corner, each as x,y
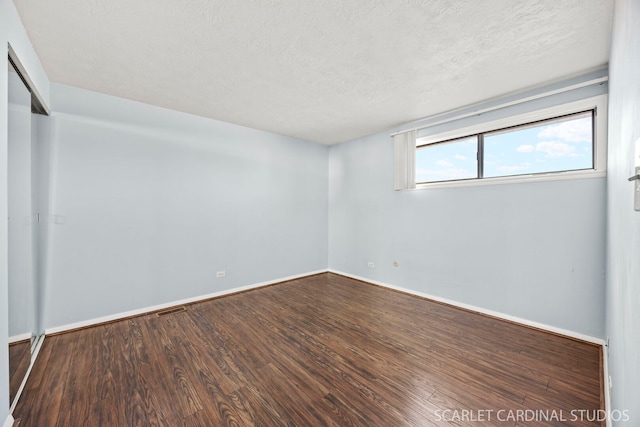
416,135 -> 478,183
414,95 -> 606,187
417,111 -> 594,184
483,111 -> 593,178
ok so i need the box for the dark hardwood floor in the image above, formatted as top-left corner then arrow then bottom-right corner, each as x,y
9,339 -> 31,404
13,273 -> 603,426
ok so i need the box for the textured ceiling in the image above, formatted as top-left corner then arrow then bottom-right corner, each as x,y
14,0 -> 612,145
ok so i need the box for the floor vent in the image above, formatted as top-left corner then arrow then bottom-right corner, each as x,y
156,306 -> 187,316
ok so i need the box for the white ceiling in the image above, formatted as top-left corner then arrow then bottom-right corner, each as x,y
14,0 -> 612,145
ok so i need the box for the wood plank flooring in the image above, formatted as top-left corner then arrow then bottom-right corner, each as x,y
13,273 -> 603,426
9,340 -> 31,404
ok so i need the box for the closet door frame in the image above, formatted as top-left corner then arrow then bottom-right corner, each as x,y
6,45 -> 49,414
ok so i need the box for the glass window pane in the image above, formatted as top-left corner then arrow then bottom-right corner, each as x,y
483,111 -> 593,178
416,136 -> 478,183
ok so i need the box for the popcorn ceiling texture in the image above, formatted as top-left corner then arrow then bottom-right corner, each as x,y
14,0 -> 612,144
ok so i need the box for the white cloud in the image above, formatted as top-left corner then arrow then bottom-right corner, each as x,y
516,144 -> 534,153
535,141 -> 577,158
454,154 -> 467,160
537,117 -> 591,143
436,159 -> 453,167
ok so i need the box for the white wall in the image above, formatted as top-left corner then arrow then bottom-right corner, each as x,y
606,0 -> 640,423
329,83 -> 607,339
42,83 -> 329,330
0,0 -> 50,422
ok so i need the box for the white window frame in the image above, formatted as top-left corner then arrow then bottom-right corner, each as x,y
415,94 -> 607,189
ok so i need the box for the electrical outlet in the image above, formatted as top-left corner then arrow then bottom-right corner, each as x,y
216,271 -> 226,278
367,262 -> 375,268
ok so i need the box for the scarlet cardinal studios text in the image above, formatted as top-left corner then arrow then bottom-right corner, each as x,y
434,409 -> 630,423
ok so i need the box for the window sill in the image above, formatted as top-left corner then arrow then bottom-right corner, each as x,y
412,169 -> 606,191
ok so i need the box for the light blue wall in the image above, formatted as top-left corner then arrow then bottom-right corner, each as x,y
33,115 -> 51,336
42,83 -> 329,330
606,0 -> 640,423
329,84 -> 607,339
1,0 -> 50,422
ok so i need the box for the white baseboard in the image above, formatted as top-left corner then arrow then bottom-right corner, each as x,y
328,269 -> 605,346
45,268 -> 605,346
3,415 -> 13,427
8,333 -> 31,344
45,269 -> 328,335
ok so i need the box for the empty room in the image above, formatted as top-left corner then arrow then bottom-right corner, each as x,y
1,0 -> 639,426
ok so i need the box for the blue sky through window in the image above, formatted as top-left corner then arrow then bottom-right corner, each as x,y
416,137 -> 477,183
416,111 -> 593,183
